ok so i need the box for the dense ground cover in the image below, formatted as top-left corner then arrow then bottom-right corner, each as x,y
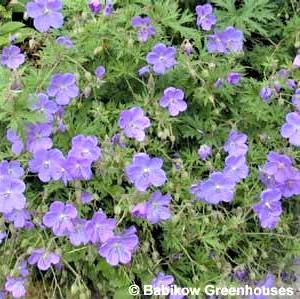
0,0 -> 300,298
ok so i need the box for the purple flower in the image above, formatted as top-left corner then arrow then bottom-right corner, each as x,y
208,27 -> 243,54
227,72 -> 241,85
99,226 -> 139,266
248,273 -> 275,299
278,169 -> 300,198
214,78 -> 225,88
28,248 -> 60,271
0,160 -> 24,178
43,201 -> 77,236
31,93 -> 58,122
95,66 -> 106,79
26,0 -> 64,32
146,43 -> 177,75
0,231 -> 7,244
293,54 -> 300,68
259,87 -> 273,102
19,260 -> 30,277
131,191 -> 172,224
80,191 -> 93,204
26,123 -> 53,153
89,0 -> 102,15
131,16 -> 156,42
103,0 -> 113,16
68,135 -> 101,162
56,36 -> 73,48
277,69 -> 289,78
224,130 -> 248,157
6,129 -> 24,156
5,277 -> 26,298
138,65 -> 150,77
0,176 -> 26,213
111,133 -> 126,148
198,144 -> 212,160
1,45 -> 25,70
29,149 -> 65,182
253,189 -> 282,230
69,218 -> 89,246
287,79 -> 297,90
125,153 -> 167,192
160,87 -> 187,116
195,4 -> 216,31
181,39 -> 194,55
292,89 -> 300,110
190,172 -> 236,204
4,209 -> 31,228
223,155 -> 249,183
263,152 -> 293,183
281,112 -> 300,146
47,73 -> 79,105
151,273 -> 184,299
118,107 -> 151,141
85,211 -> 116,244
64,157 -> 93,181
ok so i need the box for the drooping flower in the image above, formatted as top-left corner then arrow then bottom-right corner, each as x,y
118,107 -> 151,141
68,218 -> 89,246
131,191 -> 172,224
0,160 -> 24,178
99,226 -> 139,266
287,79 -> 297,90
125,153 -> 167,192
224,130 -> 248,157
181,39 -> 194,55
43,201 -> 77,236
131,16 -> 156,42
26,123 -> 53,154
0,176 -> 26,213
68,135 -> 101,163
208,27 -> 243,54
146,43 -> 177,75
6,129 -> 24,156
259,87 -> 273,102
198,144 -> 212,160
223,155 -> 249,183
5,277 -> 26,298
95,66 -> 106,79
1,45 -> 25,70
56,36 -> 73,49
88,0 -> 102,15
195,4 -> 216,31
85,211 -> 116,244
80,191 -> 93,204
47,73 -> 79,105
214,78 -> 225,88
28,248 -> 60,271
138,65 -> 150,77
159,87 -> 187,116
281,112 -> 300,146
29,149 -> 65,182
190,172 -> 236,204
4,209 -> 31,228
263,152 -> 293,183
103,0 -> 113,16
30,93 -> 58,122
227,72 -> 241,85
253,189 -> 282,229
18,260 -> 30,277
26,0 -> 64,32
248,273 -> 275,299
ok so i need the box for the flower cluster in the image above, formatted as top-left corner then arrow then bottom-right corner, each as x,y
190,130 -> 249,204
